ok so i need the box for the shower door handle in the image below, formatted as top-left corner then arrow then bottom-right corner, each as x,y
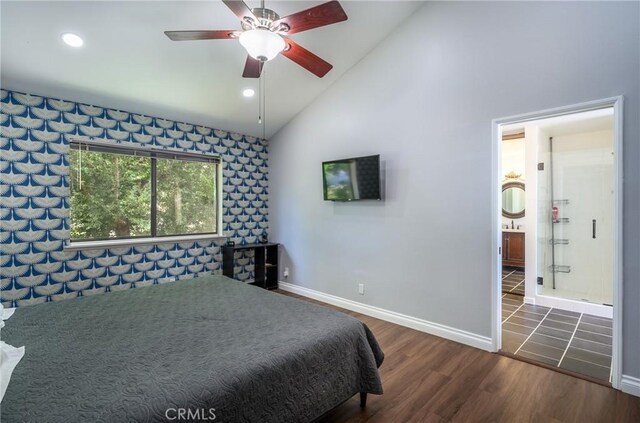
592,219 -> 596,239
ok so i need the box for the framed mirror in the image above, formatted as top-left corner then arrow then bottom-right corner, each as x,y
502,181 -> 525,218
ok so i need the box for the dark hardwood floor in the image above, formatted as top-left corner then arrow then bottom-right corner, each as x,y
274,290 -> 640,422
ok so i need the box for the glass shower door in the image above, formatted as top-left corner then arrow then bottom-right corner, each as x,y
537,122 -> 614,305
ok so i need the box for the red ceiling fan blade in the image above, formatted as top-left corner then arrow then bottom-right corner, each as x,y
164,30 -> 239,41
242,56 -> 264,78
273,1 -> 347,35
222,0 -> 258,23
281,39 -> 332,78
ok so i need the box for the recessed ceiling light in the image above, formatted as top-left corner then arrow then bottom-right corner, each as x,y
242,88 -> 255,98
61,33 -> 84,48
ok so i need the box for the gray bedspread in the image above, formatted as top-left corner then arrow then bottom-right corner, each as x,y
1,275 -> 383,423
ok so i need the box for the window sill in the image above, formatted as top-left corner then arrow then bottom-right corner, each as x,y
64,233 -> 227,251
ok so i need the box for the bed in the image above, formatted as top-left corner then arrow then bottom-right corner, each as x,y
1,275 -> 384,422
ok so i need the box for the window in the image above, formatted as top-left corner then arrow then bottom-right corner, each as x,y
69,141 -> 220,242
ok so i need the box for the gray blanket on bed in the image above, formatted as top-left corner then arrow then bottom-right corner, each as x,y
1,275 -> 383,423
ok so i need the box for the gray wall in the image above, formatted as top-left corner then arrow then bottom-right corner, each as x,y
268,2 -> 640,377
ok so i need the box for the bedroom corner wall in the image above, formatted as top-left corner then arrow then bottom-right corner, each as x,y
268,2 -> 640,378
0,89 -> 269,306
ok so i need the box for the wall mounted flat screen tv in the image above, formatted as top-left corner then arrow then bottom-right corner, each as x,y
322,155 -> 381,201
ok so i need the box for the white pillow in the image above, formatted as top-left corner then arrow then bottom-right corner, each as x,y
0,341 -> 25,402
0,303 -> 23,401
1,305 -> 15,320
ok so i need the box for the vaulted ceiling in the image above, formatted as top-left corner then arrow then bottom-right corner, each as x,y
1,1 -> 423,138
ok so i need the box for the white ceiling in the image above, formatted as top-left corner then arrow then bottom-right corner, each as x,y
1,1 -> 423,138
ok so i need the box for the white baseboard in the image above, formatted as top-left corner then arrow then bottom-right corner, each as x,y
621,375 -> 640,397
278,281 -> 493,352
524,296 -> 536,304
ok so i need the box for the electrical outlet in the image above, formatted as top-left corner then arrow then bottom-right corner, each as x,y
358,283 -> 365,295
283,267 -> 289,278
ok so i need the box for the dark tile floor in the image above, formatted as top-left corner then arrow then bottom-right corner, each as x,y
501,293 -> 613,382
502,268 -> 525,296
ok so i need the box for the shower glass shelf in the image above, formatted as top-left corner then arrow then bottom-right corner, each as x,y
549,265 -> 571,273
553,199 -> 570,205
552,218 -> 570,223
550,239 -> 569,245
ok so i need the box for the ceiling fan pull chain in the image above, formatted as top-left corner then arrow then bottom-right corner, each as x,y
258,71 -> 262,124
262,66 -> 266,139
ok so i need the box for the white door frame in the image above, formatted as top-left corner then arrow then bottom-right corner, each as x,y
490,96 -> 624,389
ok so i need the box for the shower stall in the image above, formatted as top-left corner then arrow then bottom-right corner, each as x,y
535,110 -> 614,311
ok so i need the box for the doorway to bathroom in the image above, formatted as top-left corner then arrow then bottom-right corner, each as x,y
501,130 -> 526,298
491,97 -> 623,388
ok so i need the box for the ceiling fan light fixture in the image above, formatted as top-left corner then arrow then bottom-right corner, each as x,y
239,29 -> 285,62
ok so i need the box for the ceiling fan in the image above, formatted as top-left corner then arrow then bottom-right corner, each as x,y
165,0 -> 348,78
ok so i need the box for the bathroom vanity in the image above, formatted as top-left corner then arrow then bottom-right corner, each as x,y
502,230 -> 525,268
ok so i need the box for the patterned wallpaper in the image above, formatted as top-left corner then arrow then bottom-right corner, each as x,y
0,89 -> 268,307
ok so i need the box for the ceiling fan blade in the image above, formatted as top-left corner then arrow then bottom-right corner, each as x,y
164,30 -> 239,41
281,39 -> 332,78
274,1 -> 347,35
242,56 -> 264,78
222,0 -> 258,23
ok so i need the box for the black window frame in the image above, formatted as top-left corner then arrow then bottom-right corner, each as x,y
69,140 -> 221,243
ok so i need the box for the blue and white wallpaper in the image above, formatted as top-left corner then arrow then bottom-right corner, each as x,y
0,89 -> 268,307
